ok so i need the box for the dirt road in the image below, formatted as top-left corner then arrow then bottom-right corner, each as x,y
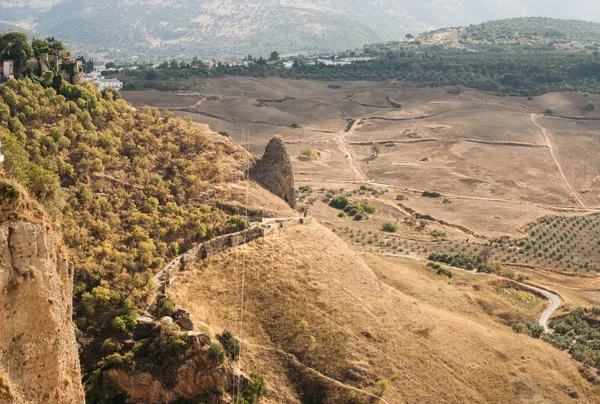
382,253 -> 562,332
530,114 -> 585,208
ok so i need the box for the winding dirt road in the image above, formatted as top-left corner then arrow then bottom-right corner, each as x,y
382,253 -> 561,332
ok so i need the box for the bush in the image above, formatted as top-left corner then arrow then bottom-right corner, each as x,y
209,343 -> 225,364
584,102 -> 596,111
337,211 -> 346,218
228,215 -> 249,231
436,267 -> 453,278
545,108 -> 554,115
300,149 -> 319,160
329,195 -> 350,209
381,222 -> 399,233
448,85 -> 465,94
376,379 -> 389,397
290,122 -> 299,128
431,230 -> 446,238
218,330 -> 241,361
422,191 -> 441,198
156,297 -> 176,318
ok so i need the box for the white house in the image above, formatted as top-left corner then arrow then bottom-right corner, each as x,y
1,60 -> 15,80
0,139 -> 4,164
93,61 -> 106,73
283,61 -> 294,69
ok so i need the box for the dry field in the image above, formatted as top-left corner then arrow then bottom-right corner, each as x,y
126,79 -> 600,401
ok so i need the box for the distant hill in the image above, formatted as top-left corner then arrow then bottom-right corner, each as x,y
419,17 -> 600,48
3,1 -> 600,58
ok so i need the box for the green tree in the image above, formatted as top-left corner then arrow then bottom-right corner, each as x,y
405,33 -> 414,39
269,51 -> 280,61
169,59 -> 179,69
31,38 -> 50,57
45,37 -> 65,52
0,31 -> 34,73
371,142 -> 381,157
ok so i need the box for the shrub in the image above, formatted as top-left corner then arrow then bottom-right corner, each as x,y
376,379 -> 389,397
337,211 -> 346,218
431,230 -> 446,238
448,85 -> 465,94
228,216 -> 249,231
361,203 -> 377,214
156,297 -> 176,318
584,102 -> 596,111
209,343 -> 225,364
111,313 -> 137,334
290,122 -> 299,128
329,195 -> 350,209
300,149 -> 319,160
545,108 -> 554,115
243,372 -> 266,404
381,222 -> 399,233
218,330 -> 241,361
422,191 -> 441,198
328,84 -> 341,89
436,267 -> 453,278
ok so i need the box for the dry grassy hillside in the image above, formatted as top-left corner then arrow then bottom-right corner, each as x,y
170,221 -> 600,403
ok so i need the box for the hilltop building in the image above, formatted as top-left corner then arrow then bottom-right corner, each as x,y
0,51 -> 83,84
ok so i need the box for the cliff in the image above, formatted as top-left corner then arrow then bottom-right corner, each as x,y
0,180 -> 84,403
250,135 -> 297,208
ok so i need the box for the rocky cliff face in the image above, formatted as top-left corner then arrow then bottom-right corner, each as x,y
250,135 -> 297,208
0,181 -> 84,403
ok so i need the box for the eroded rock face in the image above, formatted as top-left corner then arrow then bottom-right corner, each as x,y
0,220 -> 84,403
250,135 -> 296,208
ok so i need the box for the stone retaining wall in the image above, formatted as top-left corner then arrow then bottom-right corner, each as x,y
161,217 -> 310,291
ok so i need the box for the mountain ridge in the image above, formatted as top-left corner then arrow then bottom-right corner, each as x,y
3,1 -> 600,59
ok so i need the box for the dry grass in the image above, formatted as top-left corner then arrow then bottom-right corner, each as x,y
170,222 -> 600,403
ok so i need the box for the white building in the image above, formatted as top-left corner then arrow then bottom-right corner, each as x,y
0,140 -> 4,163
83,73 -> 123,91
93,61 -> 106,73
283,61 -> 294,69
96,78 -> 123,91
1,60 -> 15,80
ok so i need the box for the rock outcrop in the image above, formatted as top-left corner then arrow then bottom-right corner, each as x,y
0,181 -> 84,403
103,325 -> 232,403
250,135 -> 296,208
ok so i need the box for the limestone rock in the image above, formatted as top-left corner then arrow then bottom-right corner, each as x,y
0,218 -> 84,403
250,135 -> 297,208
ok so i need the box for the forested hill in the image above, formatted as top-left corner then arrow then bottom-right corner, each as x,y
3,0 -> 600,59
0,75 -> 269,400
420,17 -> 600,48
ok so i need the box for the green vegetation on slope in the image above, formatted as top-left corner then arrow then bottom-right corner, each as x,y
0,76 -> 248,387
459,17 -> 600,48
544,308 -> 600,368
